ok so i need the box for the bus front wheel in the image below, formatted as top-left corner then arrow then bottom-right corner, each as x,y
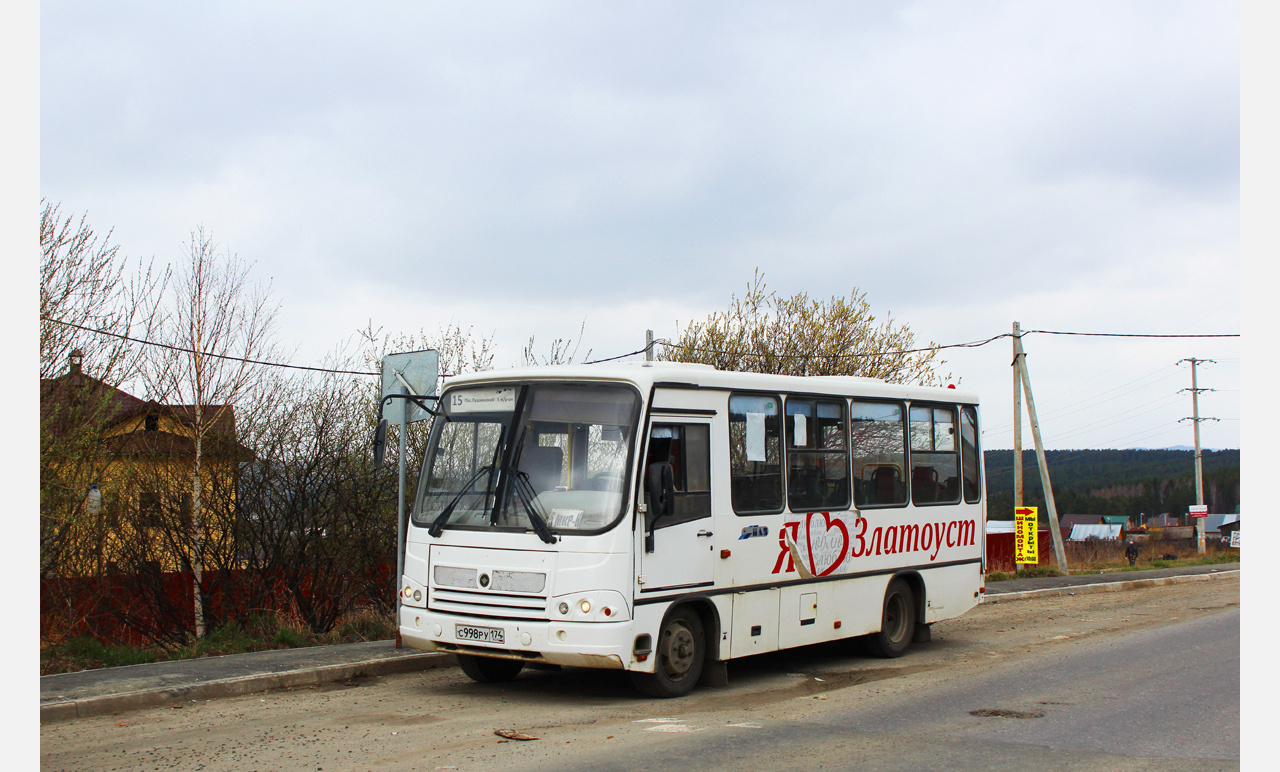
456,653 -> 525,683
631,607 -> 705,698
864,578 -> 916,658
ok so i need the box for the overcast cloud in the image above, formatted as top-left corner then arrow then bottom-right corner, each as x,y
40,0 -> 1240,450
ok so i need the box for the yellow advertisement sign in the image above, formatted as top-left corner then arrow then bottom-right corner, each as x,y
1015,507 -> 1039,565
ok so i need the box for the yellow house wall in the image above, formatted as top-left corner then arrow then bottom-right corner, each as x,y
54,439 -> 240,577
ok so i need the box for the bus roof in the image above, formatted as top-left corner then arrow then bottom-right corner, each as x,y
441,361 -> 980,405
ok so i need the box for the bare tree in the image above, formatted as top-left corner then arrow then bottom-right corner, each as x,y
40,201 -> 166,583
661,271 -> 950,385
146,227 -> 279,638
520,319 -> 592,366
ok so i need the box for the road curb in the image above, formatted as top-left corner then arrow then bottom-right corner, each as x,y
40,651 -> 456,724
982,569 -> 1239,603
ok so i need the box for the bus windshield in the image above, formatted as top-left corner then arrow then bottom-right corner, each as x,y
413,383 -> 640,536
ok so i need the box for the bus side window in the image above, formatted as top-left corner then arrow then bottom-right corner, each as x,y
728,394 -> 784,515
851,401 -> 907,507
786,398 -> 850,511
909,405 -> 960,505
645,423 -> 711,529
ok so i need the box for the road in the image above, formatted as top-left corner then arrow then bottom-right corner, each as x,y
41,576 -> 1239,772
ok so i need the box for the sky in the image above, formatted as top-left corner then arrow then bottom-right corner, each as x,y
37,0 -> 1242,451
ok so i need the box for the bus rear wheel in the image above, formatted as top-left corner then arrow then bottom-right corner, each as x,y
864,578 -> 916,658
631,607 -> 704,698
456,653 -> 525,683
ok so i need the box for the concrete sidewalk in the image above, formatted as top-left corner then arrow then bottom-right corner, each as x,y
984,562 -> 1239,601
41,562 -> 1239,723
41,639 -> 456,723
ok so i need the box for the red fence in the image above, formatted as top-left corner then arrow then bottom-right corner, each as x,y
41,563 -> 395,647
985,529 -> 1069,573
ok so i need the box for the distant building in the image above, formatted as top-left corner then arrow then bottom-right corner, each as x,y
41,351 -> 252,577
1068,524 -> 1123,541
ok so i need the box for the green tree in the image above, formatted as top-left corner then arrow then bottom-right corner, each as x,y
660,271 -> 949,385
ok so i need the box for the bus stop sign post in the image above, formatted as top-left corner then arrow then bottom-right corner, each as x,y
380,350 -> 439,648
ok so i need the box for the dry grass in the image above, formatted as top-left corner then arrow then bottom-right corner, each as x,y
40,605 -> 395,676
987,539 -> 1238,582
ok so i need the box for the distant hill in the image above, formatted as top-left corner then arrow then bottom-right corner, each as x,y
982,448 -> 1239,522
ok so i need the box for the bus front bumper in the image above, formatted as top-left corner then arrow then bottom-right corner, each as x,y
398,606 -> 633,670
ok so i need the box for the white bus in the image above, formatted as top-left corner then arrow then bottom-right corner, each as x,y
396,362 -> 985,697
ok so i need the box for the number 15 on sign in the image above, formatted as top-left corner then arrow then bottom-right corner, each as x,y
1015,507 -> 1039,565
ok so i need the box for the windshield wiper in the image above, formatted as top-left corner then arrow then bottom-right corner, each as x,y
427,464 -> 495,538
512,469 -> 558,544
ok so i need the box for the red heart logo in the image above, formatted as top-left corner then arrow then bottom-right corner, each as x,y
804,512 -> 850,577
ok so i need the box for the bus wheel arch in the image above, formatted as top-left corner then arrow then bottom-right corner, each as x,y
630,601 -> 715,698
864,575 -> 918,659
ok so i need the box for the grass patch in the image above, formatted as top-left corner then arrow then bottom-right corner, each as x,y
987,544 -> 1239,583
41,606 -> 396,675
41,636 -> 162,674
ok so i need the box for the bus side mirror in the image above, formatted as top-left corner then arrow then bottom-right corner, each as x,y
647,462 -> 675,520
373,418 -> 389,469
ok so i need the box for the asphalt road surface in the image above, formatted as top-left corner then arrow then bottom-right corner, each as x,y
41,576 -> 1240,772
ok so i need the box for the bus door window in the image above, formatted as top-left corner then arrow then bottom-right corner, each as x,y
785,398 -> 850,511
851,401 -> 907,507
909,405 -> 960,505
644,423 -> 711,530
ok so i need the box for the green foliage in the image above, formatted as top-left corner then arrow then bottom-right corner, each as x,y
661,271 -> 949,385
272,627 -> 309,648
41,635 -> 160,674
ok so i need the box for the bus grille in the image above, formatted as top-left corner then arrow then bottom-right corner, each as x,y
429,588 -> 549,621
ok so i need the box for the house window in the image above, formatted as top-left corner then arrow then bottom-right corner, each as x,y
145,413 -> 159,431
139,489 -> 163,527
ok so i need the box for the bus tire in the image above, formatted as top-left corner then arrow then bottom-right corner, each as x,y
865,578 -> 916,659
630,607 -> 704,698
456,654 -> 525,683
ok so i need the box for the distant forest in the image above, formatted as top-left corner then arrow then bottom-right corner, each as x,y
982,449 -> 1240,523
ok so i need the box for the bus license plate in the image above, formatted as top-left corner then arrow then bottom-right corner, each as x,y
456,624 -> 504,645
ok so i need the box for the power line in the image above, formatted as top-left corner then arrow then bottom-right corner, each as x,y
1023,329 -> 1239,339
45,317 -> 381,376
47,316 -> 1240,376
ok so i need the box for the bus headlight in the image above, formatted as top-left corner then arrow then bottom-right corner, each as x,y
549,591 -> 629,622
400,577 -> 427,608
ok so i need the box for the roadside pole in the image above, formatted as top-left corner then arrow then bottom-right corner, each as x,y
396,386 -> 407,647
1012,322 -> 1024,575
379,350 -> 440,650
1179,358 -> 1217,555
1013,324 -> 1069,572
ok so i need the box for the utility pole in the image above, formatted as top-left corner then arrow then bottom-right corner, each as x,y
1179,358 -> 1217,554
1012,322 -> 1069,572
644,330 -> 654,366
1012,322 -> 1025,574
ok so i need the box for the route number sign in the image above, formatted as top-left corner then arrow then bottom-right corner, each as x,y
1015,507 -> 1039,565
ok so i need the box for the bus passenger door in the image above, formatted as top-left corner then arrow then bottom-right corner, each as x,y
640,421 -> 715,592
